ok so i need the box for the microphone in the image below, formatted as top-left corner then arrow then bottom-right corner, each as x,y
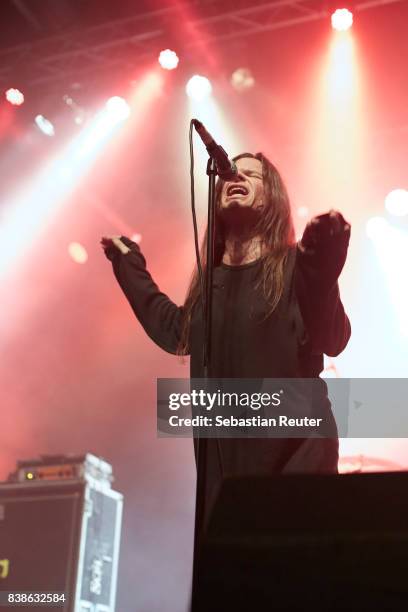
192,119 -> 238,181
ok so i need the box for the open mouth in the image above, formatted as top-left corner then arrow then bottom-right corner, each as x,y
226,184 -> 249,197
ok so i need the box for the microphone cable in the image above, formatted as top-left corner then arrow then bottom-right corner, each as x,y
189,119 -> 206,330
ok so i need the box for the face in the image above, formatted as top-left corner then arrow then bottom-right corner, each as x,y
220,157 -> 264,212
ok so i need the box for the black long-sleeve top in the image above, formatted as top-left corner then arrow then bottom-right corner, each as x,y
104,224 -> 351,524
105,235 -> 350,375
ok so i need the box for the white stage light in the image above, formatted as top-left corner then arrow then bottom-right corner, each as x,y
385,189 -> 408,217
331,8 -> 353,31
158,49 -> 179,70
230,68 -> 255,92
35,115 -> 55,137
367,216 -> 408,336
68,242 -> 88,264
186,75 -> 212,101
297,206 -> 309,218
366,216 -> 388,241
105,97 -> 130,123
5,88 -> 24,106
63,94 -> 86,125
131,233 -> 142,244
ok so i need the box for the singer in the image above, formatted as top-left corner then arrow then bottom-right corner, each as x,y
101,152 -> 351,526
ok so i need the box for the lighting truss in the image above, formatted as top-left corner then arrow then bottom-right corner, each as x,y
0,0 -> 405,88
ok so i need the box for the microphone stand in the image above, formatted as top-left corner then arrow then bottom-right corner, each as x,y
203,156 -> 217,382
191,156 -> 217,609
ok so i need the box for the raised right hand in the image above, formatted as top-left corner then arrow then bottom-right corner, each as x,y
100,236 -> 131,255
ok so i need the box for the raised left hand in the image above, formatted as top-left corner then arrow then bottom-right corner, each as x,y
299,210 -> 351,253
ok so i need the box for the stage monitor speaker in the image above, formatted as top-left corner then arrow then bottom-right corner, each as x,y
0,479 -> 123,611
193,471 -> 408,611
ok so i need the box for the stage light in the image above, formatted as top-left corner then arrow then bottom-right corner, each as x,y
186,75 -> 212,101
297,206 -> 309,218
230,68 -> 255,92
331,8 -> 353,31
367,216 -> 408,336
63,94 -> 86,125
131,233 -> 142,244
35,115 -> 55,137
58,166 -> 73,181
158,49 -> 179,70
105,97 -> 130,123
385,189 -> 408,217
5,88 -> 24,106
0,71 -> 162,281
366,216 -> 388,241
68,242 -> 88,264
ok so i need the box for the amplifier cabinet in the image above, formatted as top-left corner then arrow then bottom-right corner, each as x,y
0,479 -> 123,611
